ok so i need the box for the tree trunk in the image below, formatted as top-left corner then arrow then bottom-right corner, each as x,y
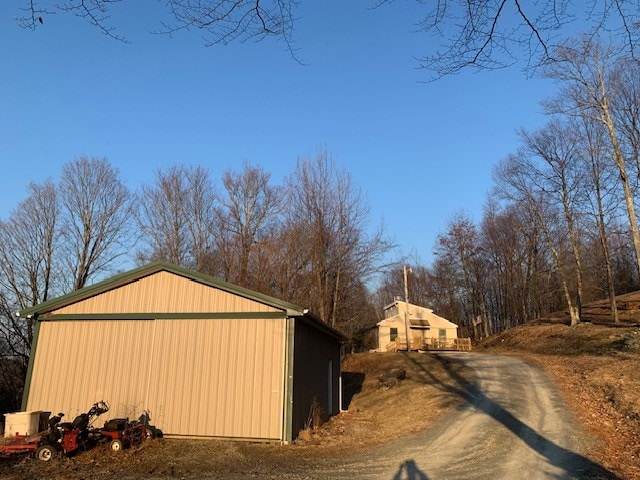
535,207 -> 581,326
592,152 -> 619,323
600,81 -> 640,283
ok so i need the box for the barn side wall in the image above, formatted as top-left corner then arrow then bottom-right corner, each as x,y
25,317 -> 287,440
291,319 -> 341,440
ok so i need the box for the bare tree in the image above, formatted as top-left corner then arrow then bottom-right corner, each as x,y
375,262 -> 434,313
285,149 -> 393,327
59,156 -> 134,290
433,212 -> 490,338
136,165 -> 217,269
217,162 -> 282,287
609,58 -> 640,174
427,255 -> 470,335
0,180 -> 59,351
519,120 -> 586,321
480,200 -> 549,329
578,116 -> 622,322
0,181 -> 59,310
247,220 -> 310,300
0,181 -> 60,412
162,0 -> 298,54
184,166 -> 219,272
544,37 -> 640,284
137,166 -> 190,265
495,152 -> 582,326
408,0 -> 640,77
17,0 -> 299,55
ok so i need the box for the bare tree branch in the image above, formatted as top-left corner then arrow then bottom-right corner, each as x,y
13,0 -> 640,76
17,0 -> 54,30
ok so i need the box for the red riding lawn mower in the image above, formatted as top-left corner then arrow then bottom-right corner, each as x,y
1,401 -> 151,462
35,400 -> 110,461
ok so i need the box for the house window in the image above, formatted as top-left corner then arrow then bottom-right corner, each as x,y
390,328 -> 398,341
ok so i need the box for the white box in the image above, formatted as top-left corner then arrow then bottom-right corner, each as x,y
3,411 -> 45,438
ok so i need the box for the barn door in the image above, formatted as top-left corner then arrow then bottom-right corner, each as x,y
144,318 -> 286,439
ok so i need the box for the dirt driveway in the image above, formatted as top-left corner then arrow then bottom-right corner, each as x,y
354,352 -> 615,479
287,352 -> 618,480
3,351 -> 620,479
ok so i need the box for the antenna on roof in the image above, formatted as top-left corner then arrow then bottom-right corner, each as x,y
403,265 -> 410,305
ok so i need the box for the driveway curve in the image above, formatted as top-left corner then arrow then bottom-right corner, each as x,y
302,352 -> 619,480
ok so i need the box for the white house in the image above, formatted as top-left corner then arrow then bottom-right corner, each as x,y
375,300 -> 460,352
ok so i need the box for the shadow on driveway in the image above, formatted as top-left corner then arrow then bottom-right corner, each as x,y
403,352 -> 620,480
392,459 -> 430,480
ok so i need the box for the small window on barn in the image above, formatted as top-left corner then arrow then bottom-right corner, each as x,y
390,328 -> 398,341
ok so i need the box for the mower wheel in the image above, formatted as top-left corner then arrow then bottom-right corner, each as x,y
35,444 -> 56,461
109,439 -> 123,452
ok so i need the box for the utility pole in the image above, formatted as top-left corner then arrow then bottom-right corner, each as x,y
403,265 -> 410,351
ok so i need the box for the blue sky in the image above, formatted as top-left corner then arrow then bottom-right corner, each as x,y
0,2 -> 556,265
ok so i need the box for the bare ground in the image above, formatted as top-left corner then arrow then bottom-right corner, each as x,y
2,299 -> 639,479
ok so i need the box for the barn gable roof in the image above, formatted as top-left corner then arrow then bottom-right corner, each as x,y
19,261 -> 306,319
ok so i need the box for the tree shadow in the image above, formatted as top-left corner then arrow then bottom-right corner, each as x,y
404,353 -> 620,480
392,459 -> 430,480
341,371 -> 365,410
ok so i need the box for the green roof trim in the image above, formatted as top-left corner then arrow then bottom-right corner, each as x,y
20,319 -> 41,411
39,312 -> 289,321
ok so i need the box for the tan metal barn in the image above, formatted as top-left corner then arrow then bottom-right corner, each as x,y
18,261 -> 344,442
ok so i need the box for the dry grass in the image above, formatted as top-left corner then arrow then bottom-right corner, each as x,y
292,351 -> 466,450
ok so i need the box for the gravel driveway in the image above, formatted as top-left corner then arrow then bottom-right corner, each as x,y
281,352 -> 619,480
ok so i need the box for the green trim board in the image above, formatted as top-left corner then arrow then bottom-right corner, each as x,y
20,319 -> 41,411
282,317 -> 295,443
37,312 -> 290,321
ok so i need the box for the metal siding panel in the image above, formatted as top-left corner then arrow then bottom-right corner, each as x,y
25,320 -> 155,422
146,318 -> 285,439
52,272 -> 280,315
